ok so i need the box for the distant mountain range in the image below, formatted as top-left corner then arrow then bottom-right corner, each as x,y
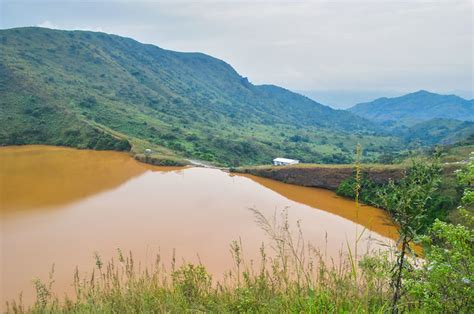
299,90 -> 405,109
347,91 -> 474,146
0,27 -> 472,165
348,90 -> 474,124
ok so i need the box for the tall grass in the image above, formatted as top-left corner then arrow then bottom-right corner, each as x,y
9,207 -> 470,313
7,208 -> 396,313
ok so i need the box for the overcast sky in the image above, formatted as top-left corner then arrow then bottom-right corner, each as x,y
1,0 -> 473,106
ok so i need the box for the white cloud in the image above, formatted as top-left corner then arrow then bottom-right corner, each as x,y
37,20 -> 59,29
37,20 -> 104,33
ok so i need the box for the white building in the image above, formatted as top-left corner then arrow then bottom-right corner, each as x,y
273,158 -> 300,166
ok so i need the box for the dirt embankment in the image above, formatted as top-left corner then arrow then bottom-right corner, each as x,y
134,154 -> 189,166
234,165 -> 407,190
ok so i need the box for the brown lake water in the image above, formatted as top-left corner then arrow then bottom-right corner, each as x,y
0,145 -> 398,308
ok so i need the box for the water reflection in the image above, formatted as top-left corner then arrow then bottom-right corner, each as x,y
0,145 -> 182,212
235,173 -> 399,242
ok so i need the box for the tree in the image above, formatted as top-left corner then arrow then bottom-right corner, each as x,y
377,158 -> 442,313
403,155 -> 473,312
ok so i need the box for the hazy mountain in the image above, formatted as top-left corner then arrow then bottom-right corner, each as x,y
348,90 -> 474,124
299,90 -> 404,109
1,27 -> 399,166
395,119 -> 474,146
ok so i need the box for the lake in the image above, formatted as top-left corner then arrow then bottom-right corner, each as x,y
0,145 -> 398,308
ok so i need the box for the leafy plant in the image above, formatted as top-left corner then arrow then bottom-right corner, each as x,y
377,158 -> 442,313
404,219 -> 473,312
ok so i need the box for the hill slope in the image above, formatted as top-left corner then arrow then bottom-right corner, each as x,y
349,90 -> 474,124
398,119 -> 474,146
1,27 -> 402,165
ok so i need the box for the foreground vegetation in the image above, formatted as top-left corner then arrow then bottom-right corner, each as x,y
6,157 -> 473,313
6,217 -> 472,313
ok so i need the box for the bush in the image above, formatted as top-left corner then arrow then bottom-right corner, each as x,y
336,174 -> 380,206
404,220 -> 474,312
336,164 -> 455,234
172,264 -> 212,304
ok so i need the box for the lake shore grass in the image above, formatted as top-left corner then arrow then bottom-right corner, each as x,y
7,252 -> 394,313
6,214 -> 395,313
6,207 -> 472,313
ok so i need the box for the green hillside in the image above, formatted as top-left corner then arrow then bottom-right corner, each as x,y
1,27 -> 404,166
400,119 -> 474,146
349,90 -> 474,124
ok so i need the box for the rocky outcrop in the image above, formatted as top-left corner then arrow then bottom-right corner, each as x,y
234,165 -> 407,190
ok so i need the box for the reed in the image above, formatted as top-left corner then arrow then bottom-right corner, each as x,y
7,207 -> 472,313
6,208 -> 394,313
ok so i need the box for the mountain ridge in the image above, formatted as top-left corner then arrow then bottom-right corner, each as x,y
348,90 -> 474,123
1,27 -> 396,166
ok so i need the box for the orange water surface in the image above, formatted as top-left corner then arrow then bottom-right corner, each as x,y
0,145 -> 397,308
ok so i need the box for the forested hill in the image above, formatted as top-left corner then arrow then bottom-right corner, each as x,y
349,90 -> 474,124
1,27 -> 399,165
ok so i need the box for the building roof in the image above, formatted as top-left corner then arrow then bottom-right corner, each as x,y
273,158 -> 299,163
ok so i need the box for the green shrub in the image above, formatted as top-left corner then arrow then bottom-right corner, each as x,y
336,174 -> 381,206
337,164 -> 459,234
404,220 -> 474,312
172,264 -> 212,304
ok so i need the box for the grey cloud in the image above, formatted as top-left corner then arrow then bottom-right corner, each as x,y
1,0 -> 472,98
